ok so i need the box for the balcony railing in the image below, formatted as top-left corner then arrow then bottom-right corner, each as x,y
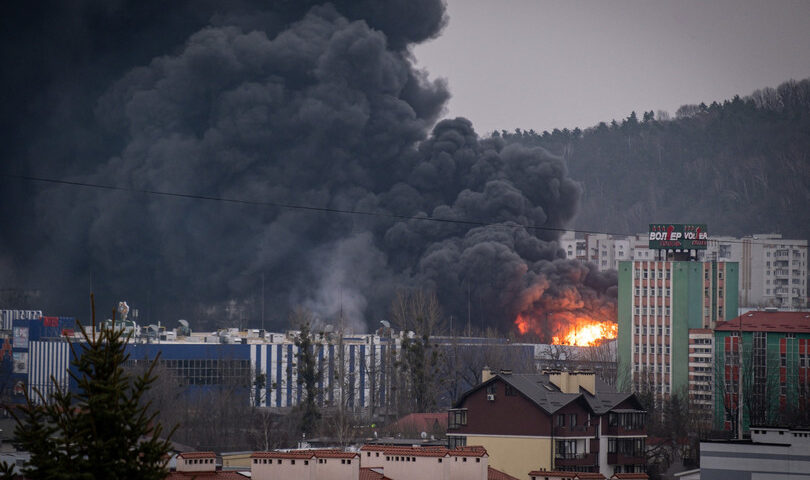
604,425 -> 646,436
553,424 -> 597,437
554,452 -> 597,467
607,453 -> 645,465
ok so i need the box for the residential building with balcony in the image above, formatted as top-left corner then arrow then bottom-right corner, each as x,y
687,329 -> 714,413
447,370 -> 646,479
706,234 -> 807,309
617,260 -> 738,399
713,310 -> 810,436
560,232 -> 808,309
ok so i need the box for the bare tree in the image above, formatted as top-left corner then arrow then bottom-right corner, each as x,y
391,289 -> 445,414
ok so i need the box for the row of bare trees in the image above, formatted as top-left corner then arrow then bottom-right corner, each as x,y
123,289 -> 625,451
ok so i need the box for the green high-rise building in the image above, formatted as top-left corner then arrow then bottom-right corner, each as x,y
617,260 -> 738,401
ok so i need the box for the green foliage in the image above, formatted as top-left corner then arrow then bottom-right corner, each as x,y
5,295 -> 175,480
499,77 -> 810,240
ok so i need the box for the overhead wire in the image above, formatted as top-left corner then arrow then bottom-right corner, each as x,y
0,172 -> 805,249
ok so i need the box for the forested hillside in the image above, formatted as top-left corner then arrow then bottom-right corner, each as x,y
499,78 -> 810,240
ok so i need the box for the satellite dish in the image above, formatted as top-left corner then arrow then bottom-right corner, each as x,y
178,319 -> 189,328
324,324 -> 334,333
380,320 -> 390,329
420,431 -> 427,439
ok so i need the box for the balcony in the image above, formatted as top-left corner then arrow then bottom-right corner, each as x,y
553,424 -> 597,437
555,452 -> 597,467
604,424 -> 646,436
608,453 -> 645,465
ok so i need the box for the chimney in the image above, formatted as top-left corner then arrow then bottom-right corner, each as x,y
481,366 -> 494,383
547,370 -> 595,395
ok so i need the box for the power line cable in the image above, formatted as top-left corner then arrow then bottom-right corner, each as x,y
0,172 -> 805,248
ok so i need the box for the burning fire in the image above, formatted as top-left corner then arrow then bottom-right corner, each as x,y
514,313 -> 617,346
516,313 -> 530,335
551,321 -> 617,346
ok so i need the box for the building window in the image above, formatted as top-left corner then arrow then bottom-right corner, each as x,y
505,385 -> 517,396
569,413 -> 577,427
449,409 -> 467,428
448,436 -> 467,449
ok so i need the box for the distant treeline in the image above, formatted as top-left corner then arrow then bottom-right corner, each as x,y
498,78 -> 810,241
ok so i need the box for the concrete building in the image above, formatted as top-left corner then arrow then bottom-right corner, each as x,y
251,450 -> 360,480
561,232 -> 808,309
246,445 -> 486,480
700,426 -> 810,479
359,445 -> 488,480
618,260 -> 738,399
706,234 -> 807,309
559,233 -> 650,272
713,310 -> 810,435
447,370 -> 646,479
687,329 -> 714,413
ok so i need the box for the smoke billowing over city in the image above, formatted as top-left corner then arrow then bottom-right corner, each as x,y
1,0 -> 618,336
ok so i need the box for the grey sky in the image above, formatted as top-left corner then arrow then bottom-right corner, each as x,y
413,0 -> 810,134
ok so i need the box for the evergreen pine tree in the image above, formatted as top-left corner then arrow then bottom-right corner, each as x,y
5,294 -> 175,480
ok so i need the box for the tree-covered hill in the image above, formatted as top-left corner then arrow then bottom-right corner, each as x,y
498,78 -> 810,240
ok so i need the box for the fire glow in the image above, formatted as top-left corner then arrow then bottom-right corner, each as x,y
552,321 -> 617,346
514,313 -> 617,347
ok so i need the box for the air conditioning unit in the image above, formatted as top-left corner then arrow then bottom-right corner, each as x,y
487,394 -> 495,401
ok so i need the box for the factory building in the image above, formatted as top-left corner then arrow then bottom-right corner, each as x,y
0,311 -> 543,414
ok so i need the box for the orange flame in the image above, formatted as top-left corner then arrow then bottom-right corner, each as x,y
514,312 -> 616,347
551,320 -> 617,346
515,314 -> 530,335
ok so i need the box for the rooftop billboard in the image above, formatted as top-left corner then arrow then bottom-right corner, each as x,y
648,224 -> 708,250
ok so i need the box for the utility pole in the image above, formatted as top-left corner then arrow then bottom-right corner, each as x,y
467,282 -> 471,337
737,316 -> 744,440
261,272 -> 265,332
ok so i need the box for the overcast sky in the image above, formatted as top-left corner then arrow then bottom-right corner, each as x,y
413,0 -> 810,135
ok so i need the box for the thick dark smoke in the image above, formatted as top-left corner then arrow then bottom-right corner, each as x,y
0,1 -> 616,335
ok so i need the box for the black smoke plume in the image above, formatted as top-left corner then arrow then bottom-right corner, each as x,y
0,1 -> 616,335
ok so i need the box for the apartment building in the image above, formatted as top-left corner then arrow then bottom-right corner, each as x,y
617,260 -> 738,398
559,233 -> 649,272
561,232 -> 808,309
706,234 -> 807,309
447,370 -> 646,479
687,329 -> 714,412
713,310 -> 810,435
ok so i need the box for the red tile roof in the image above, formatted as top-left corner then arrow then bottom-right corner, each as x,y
360,467 -> 393,480
178,451 -> 216,459
387,413 -> 448,433
166,472 -> 246,480
488,466 -> 520,480
611,474 -> 649,479
576,474 -> 606,480
716,311 -> 810,333
448,446 -> 488,457
359,444 -> 487,458
251,449 -> 358,459
528,472 -> 576,478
